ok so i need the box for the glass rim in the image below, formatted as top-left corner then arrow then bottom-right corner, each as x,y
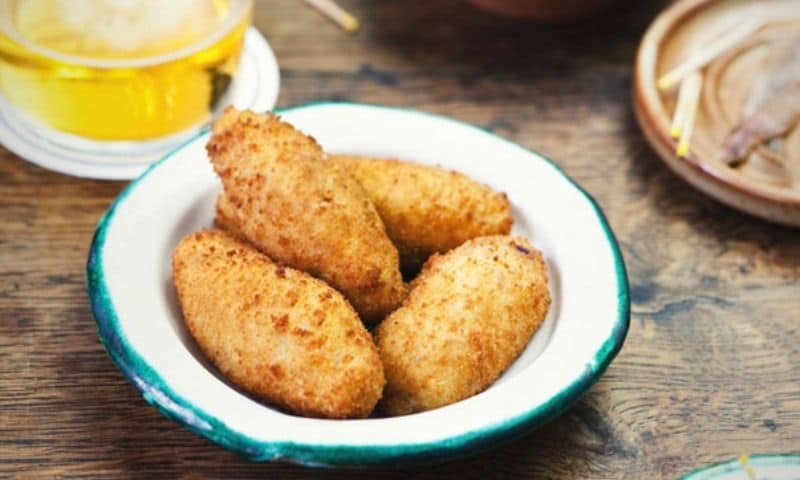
0,0 -> 251,69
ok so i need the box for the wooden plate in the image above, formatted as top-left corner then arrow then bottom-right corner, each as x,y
634,0 -> 800,227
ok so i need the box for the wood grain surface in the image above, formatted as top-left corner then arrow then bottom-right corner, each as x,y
2,0 -> 799,478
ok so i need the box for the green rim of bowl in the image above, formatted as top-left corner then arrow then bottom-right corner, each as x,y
680,454 -> 800,479
85,101 -> 631,467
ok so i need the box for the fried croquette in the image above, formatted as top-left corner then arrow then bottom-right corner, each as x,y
328,155 -> 513,276
375,235 -> 550,416
207,108 -> 405,324
214,192 -> 244,238
172,229 -> 385,419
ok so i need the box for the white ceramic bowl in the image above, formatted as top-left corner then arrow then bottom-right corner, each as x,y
86,102 -> 629,467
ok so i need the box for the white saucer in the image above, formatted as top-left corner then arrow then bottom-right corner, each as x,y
0,27 -> 280,180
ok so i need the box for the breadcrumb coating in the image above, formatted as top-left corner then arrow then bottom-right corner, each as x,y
207,108 -> 405,324
376,235 -> 550,416
173,229 -> 385,419
329,155 -> 513,276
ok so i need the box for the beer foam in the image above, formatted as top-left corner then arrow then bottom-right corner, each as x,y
57,0 -> 222,53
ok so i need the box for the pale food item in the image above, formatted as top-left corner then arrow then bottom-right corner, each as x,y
173,229 -> 385,419
207,108 -> 406,324
724,80 -> 800,165
376,235 -> 551,416
329,154 -> 513,276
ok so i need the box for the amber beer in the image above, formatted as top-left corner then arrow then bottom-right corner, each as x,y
0,0 -> 251,140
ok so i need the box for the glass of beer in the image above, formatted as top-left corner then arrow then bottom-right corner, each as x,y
0,0 -> 252,146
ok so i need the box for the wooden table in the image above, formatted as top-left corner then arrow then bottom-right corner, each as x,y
2,1 -> 799,478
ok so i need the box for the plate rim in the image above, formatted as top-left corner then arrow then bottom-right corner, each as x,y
679,454 -> 800,480
85,101 -> 631,467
